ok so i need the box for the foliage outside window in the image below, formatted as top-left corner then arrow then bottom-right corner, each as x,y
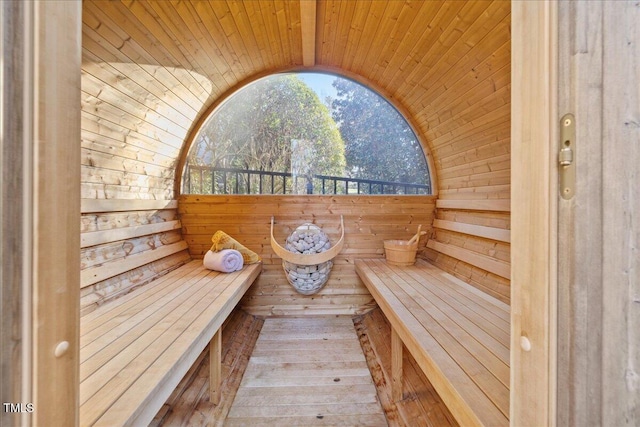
183,73 -> 430,195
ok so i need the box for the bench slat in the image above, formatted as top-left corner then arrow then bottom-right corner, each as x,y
433,219 -> 511,243
436,199 -> 510,212
79,260 -> 261,427
388,265 -> 510,368
96,263 -> 260,427
80,260 -> 203,335
80,269 -> 227,383
355,259 -> 509,427
81,220 -> 182,248
407,265 -> 510,331
81,262 -> 217,356
407,261 -> 510,341
367,261 -> 510,406
437,269 -> 510,313
81,198 -> 178,213
81,267 -> 243,418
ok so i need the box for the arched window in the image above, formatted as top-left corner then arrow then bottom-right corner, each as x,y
182,72 -> 431,195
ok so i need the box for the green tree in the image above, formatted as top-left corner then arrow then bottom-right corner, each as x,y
187,75 -> 345,193
331,78 -> 428,185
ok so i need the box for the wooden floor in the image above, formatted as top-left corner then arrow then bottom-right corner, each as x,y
226,316 -> 388,426
152,310 -> 264,426
155,309 -> 457,427
355,308 -> 458,427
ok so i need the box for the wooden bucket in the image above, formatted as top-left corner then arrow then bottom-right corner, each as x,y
384,239 -> 418,266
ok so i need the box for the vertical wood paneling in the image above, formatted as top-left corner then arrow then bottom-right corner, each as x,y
31,2 -> 83,425
1,3 -> 32,424
557,2 -> 603,425
299,0 -> 317,67
179,195 -> 436,316
373,1 -> 442,84
384,0 -> 462,90
601,3 -> 640,424
511,2 -> 557,425
601,1 -> 640,426
558,1 -> 640,426
333,0 -> 372,71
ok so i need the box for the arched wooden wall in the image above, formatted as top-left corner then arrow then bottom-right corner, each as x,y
80,0 -> 511,315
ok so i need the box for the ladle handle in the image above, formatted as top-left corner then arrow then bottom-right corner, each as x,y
408,225 -> 423,244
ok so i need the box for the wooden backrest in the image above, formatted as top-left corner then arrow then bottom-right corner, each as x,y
426,198 -> 511,304
80,199 -> 191,315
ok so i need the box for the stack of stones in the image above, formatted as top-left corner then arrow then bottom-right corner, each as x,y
283,223 -> 333,295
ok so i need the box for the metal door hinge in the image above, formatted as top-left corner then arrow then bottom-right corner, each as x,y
559,114 -> 575,199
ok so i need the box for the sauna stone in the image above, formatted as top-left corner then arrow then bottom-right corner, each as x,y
283,224 -> 333,295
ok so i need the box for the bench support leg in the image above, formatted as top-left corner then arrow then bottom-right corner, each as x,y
391,327 -> 403,402
210,328 -> 222,405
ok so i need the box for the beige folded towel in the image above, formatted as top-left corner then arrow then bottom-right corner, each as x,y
210,230 -> 261,264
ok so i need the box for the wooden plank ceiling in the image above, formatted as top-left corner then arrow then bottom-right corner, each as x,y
81,0 -> 510,201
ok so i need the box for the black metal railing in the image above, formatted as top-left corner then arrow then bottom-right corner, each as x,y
184,166 -> 431,195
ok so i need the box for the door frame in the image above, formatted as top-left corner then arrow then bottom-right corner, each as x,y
1,1 -> 82,426
4,1 -> 562,426
510,2 -> 558,426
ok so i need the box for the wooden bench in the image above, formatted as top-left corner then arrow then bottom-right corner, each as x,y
79,259 -> 261,427
355,258 -> 510,427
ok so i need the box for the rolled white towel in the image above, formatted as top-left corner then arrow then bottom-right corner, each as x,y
203,249 -> 244,273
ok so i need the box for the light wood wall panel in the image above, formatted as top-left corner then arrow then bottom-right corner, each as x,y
316,0 -> 511,300
2,4 -> 30,423
80,0 -> 511,307
179,195 -> 436,316
80,202 -> 190,315
81,0 -> 306,201
425,203 -> 511,303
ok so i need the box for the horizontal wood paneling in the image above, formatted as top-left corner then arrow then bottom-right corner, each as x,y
80,202 -> 190,315
427,239 -> 510,280
81,0 -> 511,308
81,220 -> 182,248
81,240 -> 189,288
179,195 -> 436,316
433,219 -> 510,243
424,251 -> 510,306
427,203 -> 511,303
81,0 -> 307,202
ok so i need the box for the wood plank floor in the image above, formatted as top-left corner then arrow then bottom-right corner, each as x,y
155,309 -> 457,426
226,316 -> 389,426
355,308 -> 458,427
152,310 -> 264,426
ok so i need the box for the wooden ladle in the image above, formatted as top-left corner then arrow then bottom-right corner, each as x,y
408,225 -> 427,245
